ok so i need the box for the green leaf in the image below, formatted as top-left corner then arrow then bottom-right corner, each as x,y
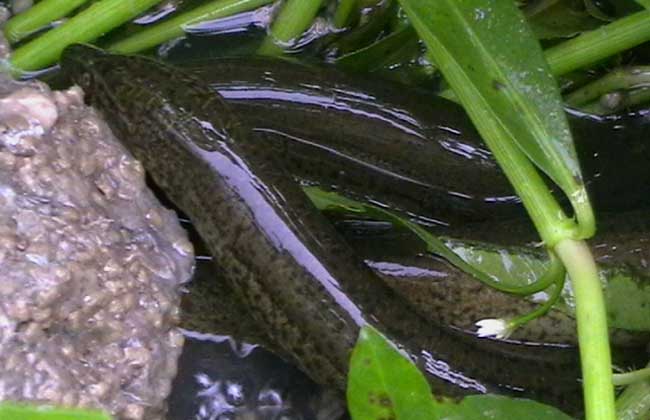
399,0 -> 579,187
443,238 -> 650,332
9,0 -> 164,73
433,395 -> 573,420
397,0 -> 593,241
347,327 -> 576,420
0,403 -> 111,420
604,273 -> 650,331
108,0 -> 275,55
347,325 -> 436,420
3,0 -> 91,43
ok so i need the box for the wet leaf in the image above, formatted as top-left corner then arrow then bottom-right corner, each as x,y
444,238 -> 650,331
347,327 -> 576,420
604,272 -> 650,331
0,403 -> 111,420
397,0 -> 591,234
433,395 -> 574,420
347,325 -> 436,420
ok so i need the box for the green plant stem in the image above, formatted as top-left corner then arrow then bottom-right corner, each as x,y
258,0 -> 323,55
616,365 -> 650,420
333,0 -> 358,28
478,129 -> 574,248
546,10 -> 650,77
8,0 -> 163,73
566,66 -> 650,107
508,270 -> 565,330
3,0 -> 90,43
613,368 -> 650,387
109,0 -> 274,54
556,238 -> 615,420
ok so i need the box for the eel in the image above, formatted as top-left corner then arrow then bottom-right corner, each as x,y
182,214 -> 650,348
177,56 -> 650,228
61,44 -> 585,413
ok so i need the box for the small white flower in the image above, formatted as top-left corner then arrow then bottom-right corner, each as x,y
475,318 -> 513,340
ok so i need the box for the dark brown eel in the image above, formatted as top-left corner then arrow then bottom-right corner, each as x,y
61,44 -> 584,413
177,56 -> 650,228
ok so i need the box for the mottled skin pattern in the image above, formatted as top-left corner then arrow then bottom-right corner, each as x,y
61,45 -> 584,413
182,57 -> 650,225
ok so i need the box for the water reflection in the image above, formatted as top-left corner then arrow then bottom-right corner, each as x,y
167,333 -> 346,420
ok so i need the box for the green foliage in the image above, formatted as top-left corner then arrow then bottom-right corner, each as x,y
347,327 -> 576,420
9,0 -> 163,73
604,273 -> 650,331
397,0 -> 592,242
109,0 -> 275,54
395,2 -> 615,417
3,0 -> 90,43
0,403 -> 111,420
347,326 -> 436,420
258,0 -> 324,55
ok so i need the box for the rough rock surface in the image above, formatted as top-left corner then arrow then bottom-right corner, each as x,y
0,27 -> 194,420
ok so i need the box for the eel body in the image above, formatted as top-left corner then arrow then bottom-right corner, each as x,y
180,57 -> 650,227
62,45 -> 585,412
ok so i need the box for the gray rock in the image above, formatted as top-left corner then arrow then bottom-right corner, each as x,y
0,73 -> 194,419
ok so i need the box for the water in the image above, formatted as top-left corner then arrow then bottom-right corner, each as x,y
167,333 -> 344,420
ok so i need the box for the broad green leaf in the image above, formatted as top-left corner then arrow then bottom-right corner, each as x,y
347,327 -> 576,420
603,272 -> 650,331
397,0 -> 593,238
347,325 -> 436,420
443,238 -> 650,331
442,237 -> 548,289
0,403 -> 111,420
433,395 -> 573,420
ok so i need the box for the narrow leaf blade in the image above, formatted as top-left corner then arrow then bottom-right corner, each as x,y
398,0 -> 588,222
